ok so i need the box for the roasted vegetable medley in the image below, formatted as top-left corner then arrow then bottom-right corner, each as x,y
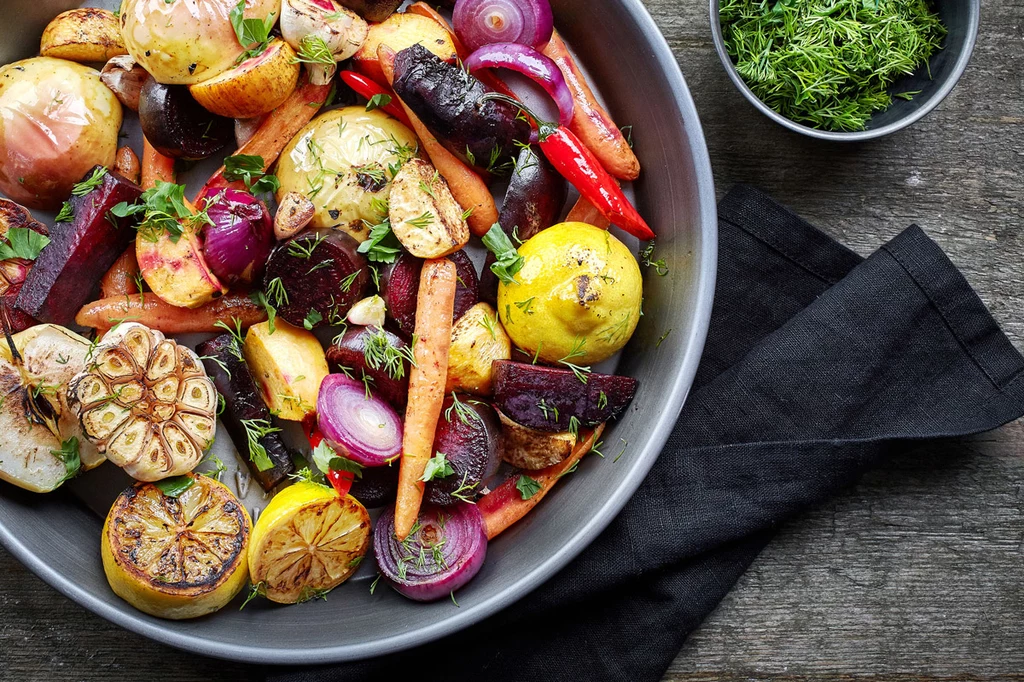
0,0 -> 662,617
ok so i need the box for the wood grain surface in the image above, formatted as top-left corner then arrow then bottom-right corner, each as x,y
2,0 -> 1022,680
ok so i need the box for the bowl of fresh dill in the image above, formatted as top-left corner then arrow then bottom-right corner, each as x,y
711,0 -> 980,140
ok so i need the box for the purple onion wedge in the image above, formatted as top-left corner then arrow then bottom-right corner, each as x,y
317,374 -> 403,467
374,502 -> 487,602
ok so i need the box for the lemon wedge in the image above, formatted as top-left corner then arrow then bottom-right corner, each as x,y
248,480 -> 371,604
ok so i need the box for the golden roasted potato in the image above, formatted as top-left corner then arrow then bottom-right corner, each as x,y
389,158 -> 469,259
243,320 -> 328,421
189,40 -> 301,119
40,8 -> 127,63
446,302 -> 511,395
497,410 -> 576,470
353,12 -> 457,84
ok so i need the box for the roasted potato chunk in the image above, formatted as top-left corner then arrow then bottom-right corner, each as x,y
446,302 -> 511,395
389,158 -> 469,258
243,320 -> 329,421
498,410 -> 576,470
40,8 -> 127,63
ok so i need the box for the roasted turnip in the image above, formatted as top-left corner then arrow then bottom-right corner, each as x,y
139,78 -> 234,159
491,360 -> 638,432
263,229 -> 369,329
380,249 -> 479,336
0,58 -> 121,210
424,395 -> 502,506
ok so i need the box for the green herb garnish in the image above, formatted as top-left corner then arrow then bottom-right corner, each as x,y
421,452 -> 455,482
223,154 -> 281,195
155,475 -> 195,498
229,0 -> 276,62
481,223 -> 523,285
719,0 -> 946,131
516,475 -> 542,500
0,228 -> 50,262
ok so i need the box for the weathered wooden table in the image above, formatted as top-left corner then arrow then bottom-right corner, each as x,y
2,0 -> 1021,679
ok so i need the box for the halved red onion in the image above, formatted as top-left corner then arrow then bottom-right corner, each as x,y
374,502 -> 488,601
453,0 -> 553,52
317,373 -> 403,467
465,43 -> 574,126
201,189 -> 274,285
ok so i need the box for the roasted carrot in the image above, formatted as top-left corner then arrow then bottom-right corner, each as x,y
542,31 -> 639,182
395,258 -> 457,540
196,74 -> 332,201
99,248 -> 141,299
378,45 -> 499,237
405,2 -> 518,99
566,196 -> 611,228
478,424 -> 605,539
76,292 -> 267,334
141,137 -> 175,189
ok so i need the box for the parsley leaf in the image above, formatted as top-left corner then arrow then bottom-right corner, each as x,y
516,475 -> 542,500
155,475 -> 195,498
356,219 -> 403,263
0,228 -> 50,262
421,452 -> 455,482
223,154 -> 281,195
229,0 -> 276,62
482,223 -> 523,284
311,441 -> 364,479
303,309 -> 323,330
366,93 -> 392,112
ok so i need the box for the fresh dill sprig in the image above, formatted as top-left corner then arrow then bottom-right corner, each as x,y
719,0 -> 947,132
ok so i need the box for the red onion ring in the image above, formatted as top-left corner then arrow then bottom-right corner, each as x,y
465,43 -> 575,127
374,502 -> 488,602
317,374 -> 403,467
453,0 -> 554,52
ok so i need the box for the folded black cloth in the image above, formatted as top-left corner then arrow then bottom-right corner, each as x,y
275,185 -> 1024,682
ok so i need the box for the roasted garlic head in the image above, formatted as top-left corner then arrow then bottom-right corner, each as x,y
70,323 -> 217,481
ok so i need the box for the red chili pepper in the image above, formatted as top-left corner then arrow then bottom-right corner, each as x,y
339,71 -> 412,128
483,94 -> 654,241
326,468 -> 356,497
535,121 -> 654,240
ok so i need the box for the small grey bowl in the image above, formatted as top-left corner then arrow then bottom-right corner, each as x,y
710,0 -> 980,141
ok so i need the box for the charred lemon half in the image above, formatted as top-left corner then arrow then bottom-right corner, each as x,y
102,474 -> 251,620
70,322 -> 217,482
248,480 -> 371,604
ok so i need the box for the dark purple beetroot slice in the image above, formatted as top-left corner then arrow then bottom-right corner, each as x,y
491,360 -> 637,432
15,167 -> 141,326
380,249 -> 479,336
349,464 -> 399,508
325,325 -> 410,409
198,334 -> 294,491
264,229 -> 369,329
425,395 -> 502,506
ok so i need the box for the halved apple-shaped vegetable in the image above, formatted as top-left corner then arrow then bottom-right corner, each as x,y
190,39 -> 302,119
243,319 -> 329,422
120,0 -> 281,85
281,0 -> 368,86
352,12 -> 458,85
137,226 -> 227,310
0,324 -> 103,493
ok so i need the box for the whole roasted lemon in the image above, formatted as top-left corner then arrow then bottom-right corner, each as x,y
497,222 -> 643,365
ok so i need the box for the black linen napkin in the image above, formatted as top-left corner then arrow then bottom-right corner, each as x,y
274,185 -> 1024,682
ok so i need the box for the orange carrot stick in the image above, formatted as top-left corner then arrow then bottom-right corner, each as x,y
542,31 -> 639,181
196,74 -> 332,201
378,45 -> 499,237
76,292 -> 267,334
141,137 -> 176,189
395,258 -> 457,540
405,2 -> 518,99
478,424 -> 605,539
99,248 -> 141,299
